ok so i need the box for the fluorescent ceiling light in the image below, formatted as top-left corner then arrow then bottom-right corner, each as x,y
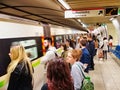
58,0 -> 71,9
81,22 -> 87,27
77,19 -> 81,22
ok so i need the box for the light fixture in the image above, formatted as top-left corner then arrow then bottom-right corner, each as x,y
77,19 -> 81,23
81,22 -> 87,27
58,0 -> 71,9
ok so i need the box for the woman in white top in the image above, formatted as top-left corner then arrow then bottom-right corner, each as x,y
103,37 -> 108,60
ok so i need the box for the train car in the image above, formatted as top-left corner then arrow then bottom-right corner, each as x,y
0,20 -> 45,90
0,21 -> 44,76
51,25 -> 87,48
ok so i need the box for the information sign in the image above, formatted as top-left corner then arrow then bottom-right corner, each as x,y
65,9 -> 104,18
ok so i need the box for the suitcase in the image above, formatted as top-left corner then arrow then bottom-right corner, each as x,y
98,49 -> 103,58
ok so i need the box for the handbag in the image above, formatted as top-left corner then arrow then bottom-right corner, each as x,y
77,64 -> 94,90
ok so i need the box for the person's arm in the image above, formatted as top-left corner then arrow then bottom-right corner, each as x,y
41,51 -> 55,64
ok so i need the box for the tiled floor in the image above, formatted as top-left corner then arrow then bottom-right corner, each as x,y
89,53 -> 120,90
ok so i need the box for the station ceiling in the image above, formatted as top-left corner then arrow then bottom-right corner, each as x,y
0,0 -> 120,31
65,0 -> 120,25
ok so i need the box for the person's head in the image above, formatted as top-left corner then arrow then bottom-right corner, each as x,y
9,44 -> 28,62
66,49 -> 82,65
65,39 -> 70,47
80,39 -> 87,47
109,35 -> 113,40
47,58 -> 74,90
44,37 -> 52,49
103,37 -> 107,40
60,43 -> 67,51
87,33 -> 93,41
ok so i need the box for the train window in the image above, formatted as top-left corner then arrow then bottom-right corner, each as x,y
19,40 -> 36,47
26,47 -> 38,60
65,35 -> 69,39
11,39 -> 38,60
69,35 -> 72,39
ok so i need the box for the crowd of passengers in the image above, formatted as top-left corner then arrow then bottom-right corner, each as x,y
40,34 -> 96,90
41,33 -> 113,90
3,33 -> 113,90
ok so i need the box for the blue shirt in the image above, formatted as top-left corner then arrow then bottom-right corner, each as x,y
80,48 -> 90,72
80,48 -> 90,64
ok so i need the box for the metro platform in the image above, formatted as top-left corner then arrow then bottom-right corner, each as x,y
37,52 -> 120,90
89,53 -> 120,90
1,52 -> 120,90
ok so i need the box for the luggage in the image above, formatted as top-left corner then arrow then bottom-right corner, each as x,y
98,49 -> 103,58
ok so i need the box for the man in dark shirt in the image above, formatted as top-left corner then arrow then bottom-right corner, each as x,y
86,34 -> 95,70
80,39 -> 90,73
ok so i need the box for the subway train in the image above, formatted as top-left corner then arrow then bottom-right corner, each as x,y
0,20 -> 86,90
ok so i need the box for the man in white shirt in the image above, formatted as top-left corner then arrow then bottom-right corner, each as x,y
41,37 -> 57,64
40,37 -> 57,84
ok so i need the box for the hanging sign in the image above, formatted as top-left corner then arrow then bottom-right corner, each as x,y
65,9 -> 104,18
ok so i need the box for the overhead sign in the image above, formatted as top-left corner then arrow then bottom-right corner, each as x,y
65,9 -> 104,18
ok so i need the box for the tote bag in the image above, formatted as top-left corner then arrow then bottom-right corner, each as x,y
77,64 -> 94,90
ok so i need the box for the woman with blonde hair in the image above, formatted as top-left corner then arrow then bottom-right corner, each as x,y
6,44 -> 34,90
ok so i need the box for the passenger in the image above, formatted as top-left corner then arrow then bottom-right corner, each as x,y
60,43 -> 68,59
66,49 -> 84,90
75,36 -> 80,49
86,34 -> 95,70
108,35 -> 113,52
93,35 -> 99,56
80,39 -> 90,73
41,58 -> 74,90
41,37 -> 57,64
71,39 -> 76,49
103,37 -> 108,60
65,39 -> 73,51
7,44 -> 34,90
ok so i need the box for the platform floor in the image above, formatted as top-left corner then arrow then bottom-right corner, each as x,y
89,53 -> 120,90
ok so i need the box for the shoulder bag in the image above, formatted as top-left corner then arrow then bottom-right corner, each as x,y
77,64 -> 94,90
